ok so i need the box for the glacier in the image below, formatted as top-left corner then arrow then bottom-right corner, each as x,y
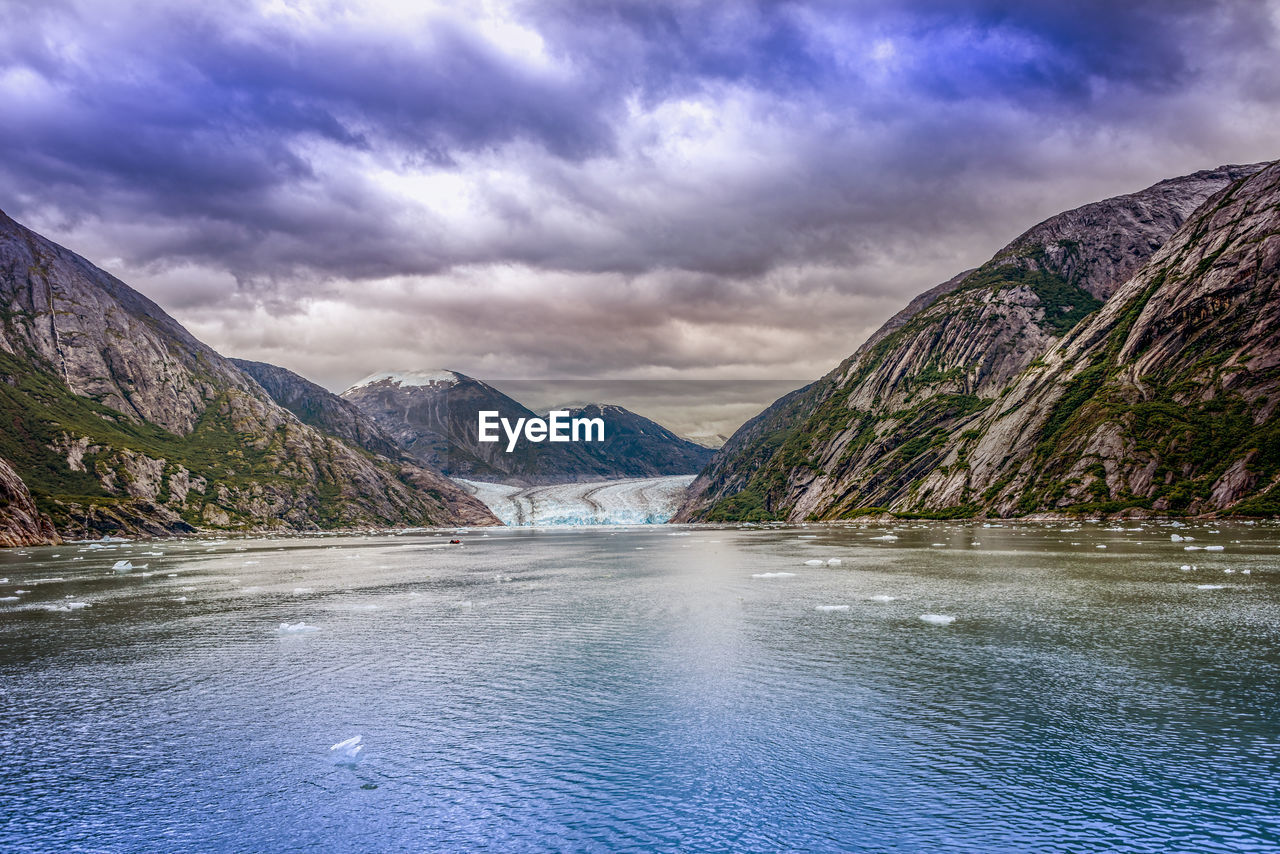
457,475 -> 694,526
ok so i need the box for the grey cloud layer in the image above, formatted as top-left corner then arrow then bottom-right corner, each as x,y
2,0 -> 1278,414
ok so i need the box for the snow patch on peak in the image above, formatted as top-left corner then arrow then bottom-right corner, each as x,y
347,370 -> 461,391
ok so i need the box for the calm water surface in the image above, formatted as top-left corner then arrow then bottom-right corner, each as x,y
1,522 -> 1279,852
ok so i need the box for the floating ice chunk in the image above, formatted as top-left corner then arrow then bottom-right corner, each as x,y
803,559 -> 825,566
919,614 -> 955,626
752,572 -> 796,578
277,622 -> 318,633
1171,534 -> 1185,542
43,602 -> 91,612
931,543 -> 946,547
167,573 -> 178,578
797,535 -> 818,539
869,595 -> 898,602
172,596 -> 189,603
1184,546 -> 1203,551
1204,545 -> 1224,552
1180,565 -> 1192,571
112,560 -> 136,572
292,587 -> 314,594
826,558 -> 842,566
1096,545 -> 1107,549
869,534 -> 898,541
1242,569 -> 1252,575
330,735 -> 364,763
1195,584 -> 1224,590
815,605 -> 850,612
0,596 -> 19,602
1223,569 -> 1235,574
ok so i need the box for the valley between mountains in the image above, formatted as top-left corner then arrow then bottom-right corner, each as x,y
3,160 -> 1279,544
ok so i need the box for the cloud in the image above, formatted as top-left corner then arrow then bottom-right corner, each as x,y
1,0 -> 1278,434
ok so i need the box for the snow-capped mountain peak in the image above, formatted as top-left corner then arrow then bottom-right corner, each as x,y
345,369 -> 462,392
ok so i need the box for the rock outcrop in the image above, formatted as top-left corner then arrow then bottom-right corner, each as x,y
677,162 -> 1274,521
0,456 -> 59,547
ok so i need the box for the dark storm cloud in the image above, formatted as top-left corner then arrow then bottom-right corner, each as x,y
1,0 -> 1278,413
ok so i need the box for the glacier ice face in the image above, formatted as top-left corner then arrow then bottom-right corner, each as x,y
457,476 -> 694,526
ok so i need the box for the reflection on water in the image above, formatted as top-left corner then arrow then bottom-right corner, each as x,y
1,522 -> 1278,852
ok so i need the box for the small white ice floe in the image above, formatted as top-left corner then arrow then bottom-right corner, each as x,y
330,735 -> 364,763
1171,534 -> 1185,542
1180,565 -> 1193,571
0,596 -> 19,602
797,535 -> 818,539
752,572 -> 796,578
919,614 -> 956,626
1204,545 -> 1224,552
1195,585 -> 1225,591
167,573 -> 178,578
815,605 -> 850,612
869,595 -> 898,603
1096,545 -> 1107,549
43,602 -> 91,612
172,596 -> 189,603
1184,546 -> 1203,551
804,559 -> 825,566
112,560 -> 146,572
931,543 -> 946,547
869,535 -> 898,541
292,587 -> 314,595
276,622 -> 318,634
826,558 -> 842,566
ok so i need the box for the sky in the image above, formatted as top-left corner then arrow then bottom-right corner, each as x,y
2,0 -> 1278,438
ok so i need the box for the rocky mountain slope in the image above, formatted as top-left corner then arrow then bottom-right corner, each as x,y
343,373 -> 710,484
0,210 -> 499,537
0,456 -> 59,546
232,359 -> 498,526
677,162 -> 1272,521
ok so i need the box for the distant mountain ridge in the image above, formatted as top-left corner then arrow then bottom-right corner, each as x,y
342,373 -> 713,484
677,162 -> 1276,521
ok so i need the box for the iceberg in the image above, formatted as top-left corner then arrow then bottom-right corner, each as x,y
803,559 -> 825,566
276,622 -> 318,633
919,614 -> 955,626
869,595 -> 898,602
869,535 -> 898,541
112,560 -> 146,572
752,572 -> 796,578
825,558 -> 842,566
330,735 -> 365,763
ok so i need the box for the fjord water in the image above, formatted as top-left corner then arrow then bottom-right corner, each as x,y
2,525 -> 1278,852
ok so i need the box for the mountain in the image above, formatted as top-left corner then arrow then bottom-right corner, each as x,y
676,162 -> 1272,522
342,372 -> 711,483
0,210 -> 499,537
231,359 -> 498,526
551,403 -> 714,477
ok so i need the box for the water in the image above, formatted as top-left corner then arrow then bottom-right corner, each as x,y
2,522 -> 1279,852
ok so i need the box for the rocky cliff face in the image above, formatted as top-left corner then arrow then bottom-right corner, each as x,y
343,372 -> 709,484
0,456 -> 59,547
932,161 -> 1280,517
677,163 -> 1272,522
0,211 -> 499,537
